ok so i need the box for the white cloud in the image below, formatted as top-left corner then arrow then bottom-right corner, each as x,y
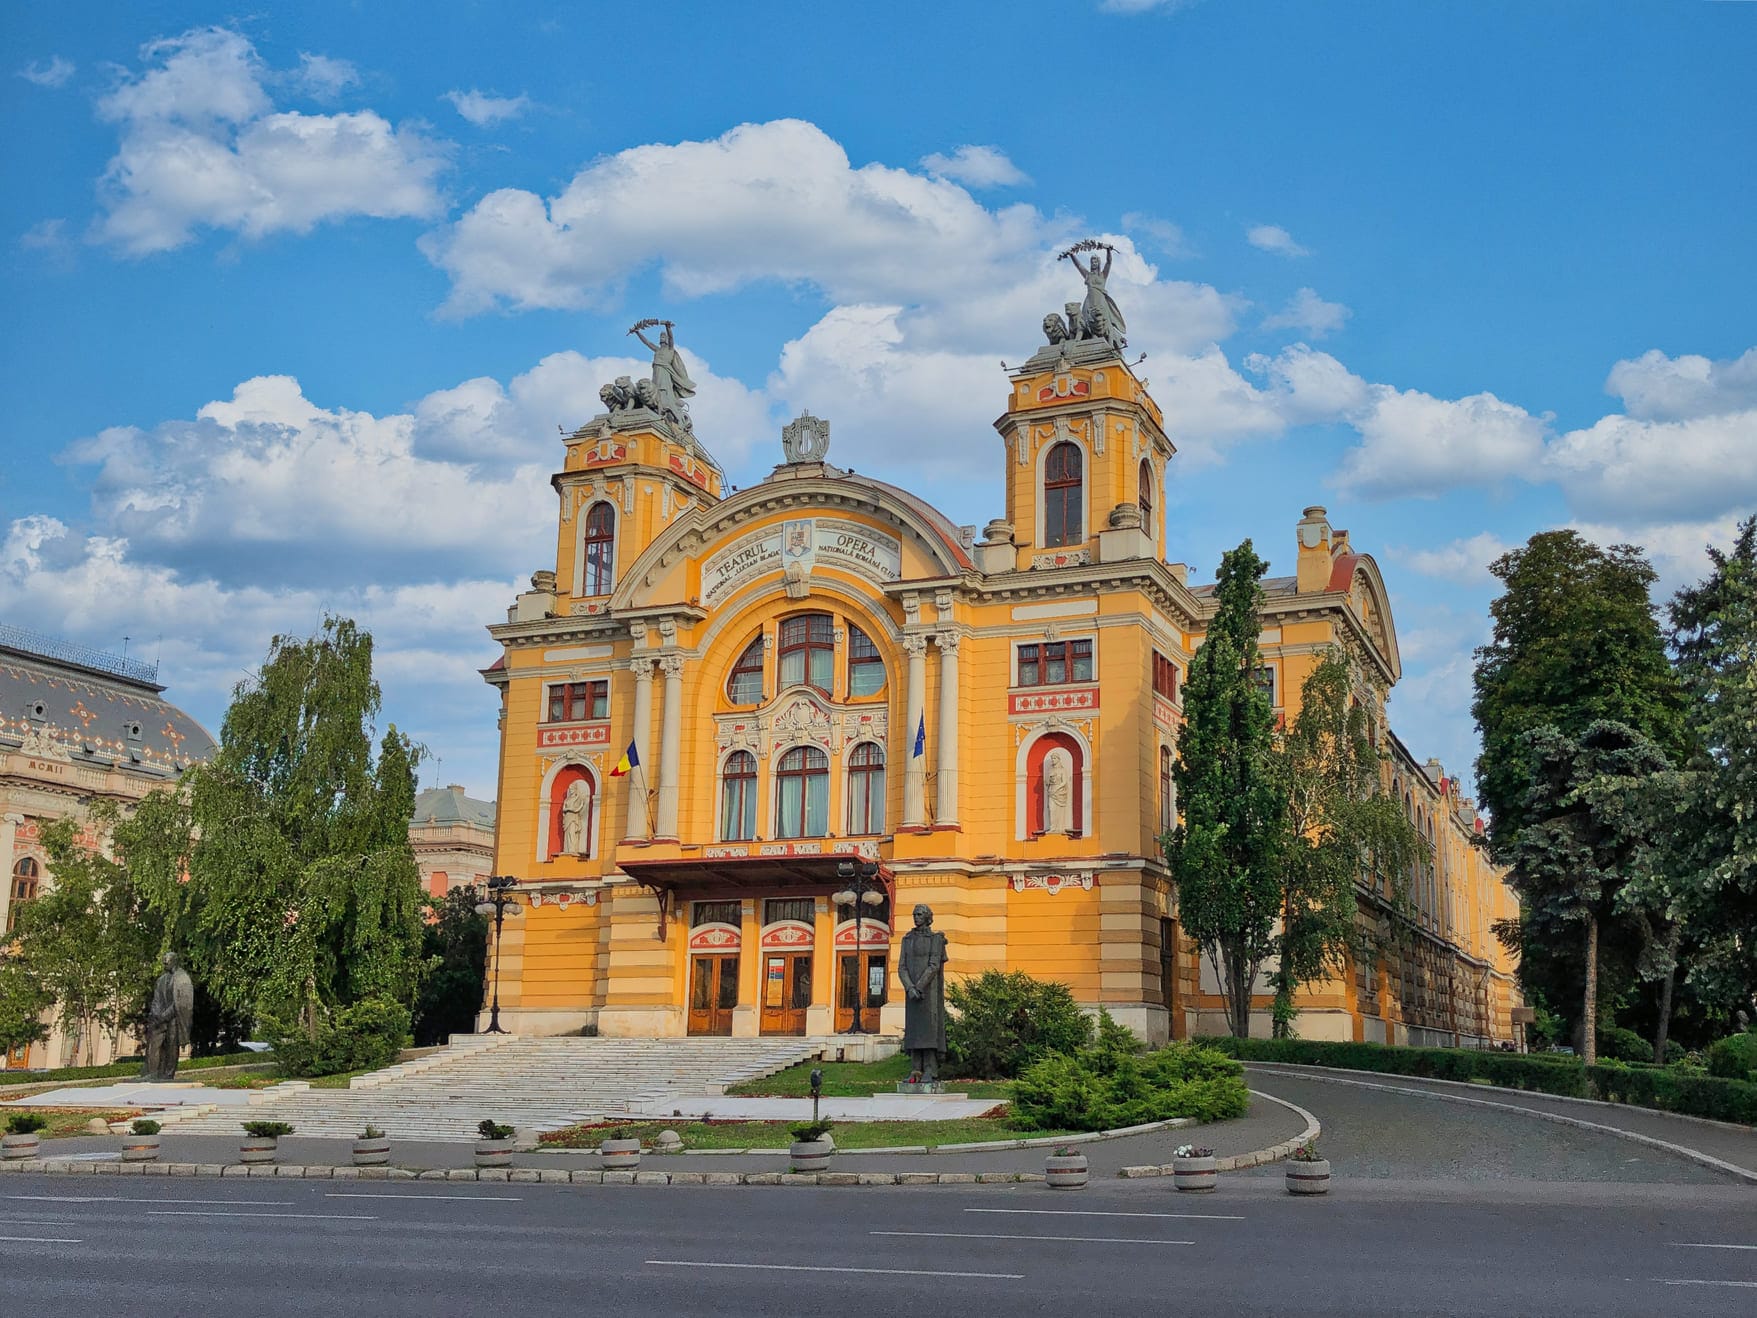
444,89 -> 531,127
92,28 -> 448,255
1122,211 -> 1193,258
1262,287 -> 1350,337
1399,532 -> 1515,587
19,218 -> 71,259
1246,223 -> 1309,257
1335,386 -> 1548,499
294,52 -> 359,101
18,56 -> 75,88
1545,407 -> 1757,524
919,144 -> 1029,188
1603,346 -> 1757,422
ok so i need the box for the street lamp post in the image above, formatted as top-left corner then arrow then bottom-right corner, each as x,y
832,858 -> 885,1035
474,876 -> 522,1035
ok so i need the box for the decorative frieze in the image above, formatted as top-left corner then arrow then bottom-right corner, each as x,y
1032,548 -> 1092,570
1009,872 -> 1095,896
1009,686 -> 1098,716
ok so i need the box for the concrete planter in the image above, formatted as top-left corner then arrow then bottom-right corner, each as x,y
121,1132 -> 162,1163
239,1136 -> 279,1164
1044,1152 -> 1089,1189
352,1136 -> 391,1166
474,1137 -> 516,1169
1286,1159 -> 1331,1195
1,1132 -> 42,1161
789,1138 -> 835,1174
599,1138 -> 642,1170
1172,1155 -> 1217,1192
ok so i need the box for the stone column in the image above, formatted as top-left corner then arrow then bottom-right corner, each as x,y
902,634 -> 928,827
935,633 -> 960,827
655,653 -> 686,840
0,813 -> 19,934
624,657 -> 655,841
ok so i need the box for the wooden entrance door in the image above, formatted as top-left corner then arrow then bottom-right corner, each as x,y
688,955 -> 738,1036
835,951 -> 888,1033
759,953 -> 811,1035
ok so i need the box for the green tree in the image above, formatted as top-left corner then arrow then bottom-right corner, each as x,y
1270,652 -> 1428,1037
412,885 -> 489,1047
1168,539 -> 1287,1037
0,955 -> 52,1057
1472,531 -> 1685,1045
1505,721 -> 1673,1066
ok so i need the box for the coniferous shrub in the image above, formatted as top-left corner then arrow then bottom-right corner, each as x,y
1011,1038 -> 1248,1132
945,970 -> 1093,1079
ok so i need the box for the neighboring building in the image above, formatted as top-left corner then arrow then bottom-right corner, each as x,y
0,626 -> 217,1069
477,275 -> 1521,1045
410,784 -> 496,898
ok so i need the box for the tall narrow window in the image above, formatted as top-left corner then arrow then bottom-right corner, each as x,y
1159,745 -> 1175,833
1043,442 -> 1084,548
774,746 -> 829,838
1138,459 -> 1155,535
726,636 -> 765,705
581,502 -> 616,596
847,742 -> 886,835
719,751 -> 758,841
778,613 -> 834,695
847,625 -> 886,697
7,857 -> 39,933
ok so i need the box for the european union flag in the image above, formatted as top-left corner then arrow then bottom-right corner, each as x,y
912,712 -> 925,758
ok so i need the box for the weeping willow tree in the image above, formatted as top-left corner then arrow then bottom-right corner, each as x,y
182,617 -> 426,1029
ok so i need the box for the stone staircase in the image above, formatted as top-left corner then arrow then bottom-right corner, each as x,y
167,1035 -> 827,1142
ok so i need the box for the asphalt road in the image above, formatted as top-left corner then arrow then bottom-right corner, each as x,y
2,1170 -> 1753,1317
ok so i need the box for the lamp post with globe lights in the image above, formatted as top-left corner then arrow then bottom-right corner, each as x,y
832,858 -> 886,1034
474,876 -> 522,1034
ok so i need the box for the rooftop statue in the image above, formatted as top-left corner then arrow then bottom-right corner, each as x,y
1043,240 -> 1127,350
629,318 -> 698,431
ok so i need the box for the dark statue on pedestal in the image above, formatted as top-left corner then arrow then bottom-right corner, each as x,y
897,904 -> 948,1083
141,952 -> 194,1082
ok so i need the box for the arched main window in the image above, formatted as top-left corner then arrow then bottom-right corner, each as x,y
726,635 -> 765,705
774,745 -> 829,839
720,751 -> 759,841
7,856 -> 40,933
1043,442 -> 1084,548
1138,459 -> 1155,534
846,625 -> 886,697
778,613 -> 834,695
581,503 -> 616,596
847,742 -> 886,835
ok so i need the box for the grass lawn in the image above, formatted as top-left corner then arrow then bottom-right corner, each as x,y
6,1107 -> 140,1139
305,1066 -> 383,1089
538,1113 -> 1069,1151
2,1052 -> 264,1085
207,1071 -> 283,1090
726,1054 -> 1014,1101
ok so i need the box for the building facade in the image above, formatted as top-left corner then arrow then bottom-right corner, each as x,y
410,784 -> 497,899
479,278 -> 1521,1046
0,627 -> 217,1069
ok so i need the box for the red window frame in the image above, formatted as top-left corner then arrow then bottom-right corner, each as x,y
726,636 -> 765,705
1043,442 -> 1084,548
7,857 -> 39,933
720,751 -> 759,841
1153,652 -> 1179,701
546,680 -> 608,723
846,742 -> 886,835
778,613 -> 834,695
1016,639 -> 1094,687
581,502 -> 616,596
1138,458 -> 1155,532
846,625 -> 886,697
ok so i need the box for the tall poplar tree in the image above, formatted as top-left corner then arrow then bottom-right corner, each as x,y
1168,539 -> 1286,1037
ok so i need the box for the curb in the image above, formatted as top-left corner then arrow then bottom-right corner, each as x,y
1109,1088 -> 1322,1180
1248,1065 -> 1757,1187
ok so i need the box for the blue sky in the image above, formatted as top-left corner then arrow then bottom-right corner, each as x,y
3,1 -> 1753,802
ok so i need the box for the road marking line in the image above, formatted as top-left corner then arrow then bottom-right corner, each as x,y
967,1207 -> 1245,1222
0,1235 -> 83,1244
873,1230 -> 1191,1246
145,1211 -> 377,1221
1671,1243 -> 1757,1250
5,1196 -> 125,1204
646,1260 -> 1024,1280
1656,1279 -> 1757,1288
325,1193 -> 522,1202
7,1196 -> 291,1206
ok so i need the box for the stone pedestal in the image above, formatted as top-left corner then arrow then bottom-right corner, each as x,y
894,1080 -> 946,1095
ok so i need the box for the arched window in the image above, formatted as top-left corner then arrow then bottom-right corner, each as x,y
1159,745 -> 1175,833
581,503 -> 616,596
7,857 -> 40,933
774,745 -> 829,839
847,743 -> 886,835
1043,442 -> 1084,548
778,613 -> 834,695
1138,459 -> 1155,534
847,625 -> 886,697
720,751 -> 758,841
726,635 -> 765,705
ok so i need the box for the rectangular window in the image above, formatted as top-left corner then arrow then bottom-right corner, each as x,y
764,897 -> 815,926
546,680 -> 608,722
692,900 -> 742,928
1253,665 -> 1277,707
1153,652 -> 1179,701
1016,639 -> 1094,687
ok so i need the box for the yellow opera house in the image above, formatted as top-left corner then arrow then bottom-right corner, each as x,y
480,272 -> 1521,1049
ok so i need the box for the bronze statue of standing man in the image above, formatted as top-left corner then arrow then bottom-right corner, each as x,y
141,952 -> 194,1081
897,904 -> 947,1083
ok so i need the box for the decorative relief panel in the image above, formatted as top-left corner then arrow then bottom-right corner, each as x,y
1010,872 -> 1095,896
1032,548 -> 1092,570
1009,686 -> 1099,717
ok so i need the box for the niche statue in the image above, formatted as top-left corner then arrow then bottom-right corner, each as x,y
141,952 -> 195,1082
897,904 -> 948,1083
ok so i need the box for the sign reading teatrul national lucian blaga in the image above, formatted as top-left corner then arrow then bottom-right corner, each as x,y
701,517 -> 902,608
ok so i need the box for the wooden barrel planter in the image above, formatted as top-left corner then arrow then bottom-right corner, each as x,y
474,1137 -> 516,1169
353,1135 -> 391,1166
789,1138 -> 835,1174
121,1132 -> 162,1163
1172,1155 -> 1217,1192
1286,1158 -> 1331,1195
598,1138 -> 642,1170
239,1136 -> 280,1165
1044,1151 -> 1089,1190
1,1132 -> 42,1162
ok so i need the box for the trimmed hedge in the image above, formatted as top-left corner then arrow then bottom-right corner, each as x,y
1706,1032 -> 1757,1082
1012,1039 -> 1250,1133
1204,1035 -> 1757,1124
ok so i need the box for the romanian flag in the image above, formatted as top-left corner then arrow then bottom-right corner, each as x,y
610,740 -> 639,778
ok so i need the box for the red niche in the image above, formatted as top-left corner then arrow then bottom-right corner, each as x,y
549,765 -> 597,859
1026,732 -> 1084,836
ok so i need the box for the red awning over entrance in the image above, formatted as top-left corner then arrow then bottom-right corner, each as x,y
620,851 -> 891,905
